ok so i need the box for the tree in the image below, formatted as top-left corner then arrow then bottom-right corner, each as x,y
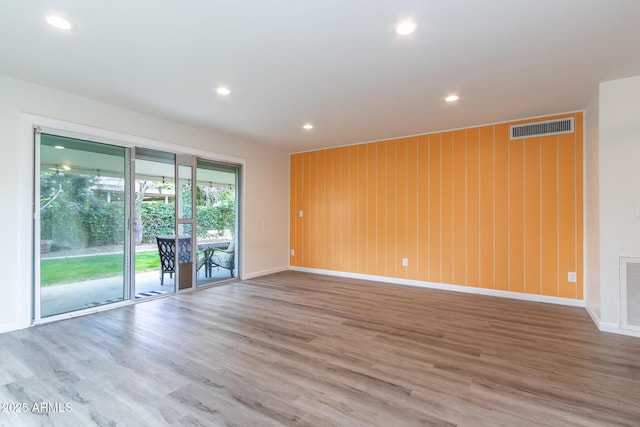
134,180 -> 150,245
40,171 -> 94,248
40,171 -> 125,249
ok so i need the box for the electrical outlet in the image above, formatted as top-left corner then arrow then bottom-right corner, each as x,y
290,249 -> 295,256
568,272 -> 577,283
402,258 -> 408,267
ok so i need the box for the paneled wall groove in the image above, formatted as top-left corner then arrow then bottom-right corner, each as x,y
290,113 -> 583,299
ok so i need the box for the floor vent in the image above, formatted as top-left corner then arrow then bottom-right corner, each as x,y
510,118 -> 574,140
620,257 -> 640,331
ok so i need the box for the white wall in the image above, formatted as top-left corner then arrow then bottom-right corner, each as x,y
598,75 -> 640,327
0,73 -> 289,333
584,88 -> 601,321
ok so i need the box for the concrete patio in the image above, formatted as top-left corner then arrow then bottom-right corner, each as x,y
40,268 -> 234,318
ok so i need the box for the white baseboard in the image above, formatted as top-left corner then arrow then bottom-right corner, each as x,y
584,303 -> 640,337
243,266 -> 289,280
597,322 -> 640,337
584,304 -> 601,328
0,320 -> 29,334
289,266 -> 585,307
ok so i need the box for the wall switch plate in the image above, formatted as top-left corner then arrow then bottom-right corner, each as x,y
568,272 -> 577,283
290,249 -> 295,256
402,258 -> 408,267
299,210 -> 303,218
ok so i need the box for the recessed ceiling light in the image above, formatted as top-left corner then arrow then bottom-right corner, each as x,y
303,123 -> 313,130
62,165 -> 71,171
396,21 -> 417,36
216,87 -> 231,96
445,95 -> 460,102
46,15 -> 73,31
54,145 -> 65,150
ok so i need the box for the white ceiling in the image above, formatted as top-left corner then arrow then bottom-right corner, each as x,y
2,1 -> 640,152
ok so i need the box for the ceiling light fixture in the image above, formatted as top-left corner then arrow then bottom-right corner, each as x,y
396,21 -> 417,36
303,123 -> 313,130
445,95 -> 460,102
54,145 -> 65,150
46,15 -> 73,31
216,87 -> 231,96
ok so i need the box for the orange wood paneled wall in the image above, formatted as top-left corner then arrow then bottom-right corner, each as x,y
290,113 -> 583,299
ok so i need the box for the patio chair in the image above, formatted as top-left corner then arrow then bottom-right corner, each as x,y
210,240 -> 235,277
197,247 -> 215,278
156,236 -> 196,286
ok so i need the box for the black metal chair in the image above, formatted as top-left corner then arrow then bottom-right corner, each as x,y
156,236 -> 194,286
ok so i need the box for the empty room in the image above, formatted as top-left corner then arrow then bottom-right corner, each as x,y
1,1 -> 640,426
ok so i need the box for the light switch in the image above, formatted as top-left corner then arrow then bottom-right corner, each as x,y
299,210 -> 303,218
290,249 -> 295,256
568,272 -> 577,283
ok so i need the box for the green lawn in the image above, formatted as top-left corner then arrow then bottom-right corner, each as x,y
41,251 -> 160,286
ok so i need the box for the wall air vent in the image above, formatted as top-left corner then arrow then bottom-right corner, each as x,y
510,118 -> 574,140
621,257 -> 640,331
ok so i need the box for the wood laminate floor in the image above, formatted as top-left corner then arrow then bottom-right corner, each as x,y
1,271 -> 639,426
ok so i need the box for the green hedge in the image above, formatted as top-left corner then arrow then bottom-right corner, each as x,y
140,202 -> 175,243
42,199 -> 125,249
43,200 -> 234,248
83,200 -> 125,246
139,202 -> 235,243
41,171 -> 235,248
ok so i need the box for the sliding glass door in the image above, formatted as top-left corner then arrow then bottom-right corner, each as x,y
176,159 -> 195,290
132,148 -> 176,298
37,133 -> 128,318
34,130 -> 241,321
195,160 -> 239,286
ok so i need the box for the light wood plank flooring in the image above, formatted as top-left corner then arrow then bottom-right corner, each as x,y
1,271 -> 639,426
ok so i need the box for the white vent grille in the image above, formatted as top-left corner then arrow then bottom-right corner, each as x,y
510,118 -> 574,140
620,257 -> 640,331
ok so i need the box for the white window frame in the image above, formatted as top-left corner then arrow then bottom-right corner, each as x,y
23,114 -> 246,325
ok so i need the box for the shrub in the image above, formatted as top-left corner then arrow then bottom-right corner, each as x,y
140,202 -> 175,243
83,200 -> 125,246
139,202 -> 234,243
40,170 -> 236,248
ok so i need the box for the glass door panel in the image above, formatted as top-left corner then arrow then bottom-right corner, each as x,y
178,165 -> 192,219
195,160 -> 239,285
176,159 -> 195,290
133,149 -> 176,298
38,134 -> 127,317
